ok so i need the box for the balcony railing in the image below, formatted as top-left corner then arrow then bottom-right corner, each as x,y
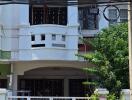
30,24 -> 67,49
18,24 -> 78,60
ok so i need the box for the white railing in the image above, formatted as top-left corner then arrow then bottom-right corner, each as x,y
7,96 -> 92,100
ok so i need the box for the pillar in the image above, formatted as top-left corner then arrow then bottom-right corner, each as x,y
67,1 -> 78,26
12,74 -> 18,96
19,4 -> 29,26
64,78 -> 69,96
94,88 -> 109,100
120,89 -> 130,100
0,89 -> 7,100
67,0 -> 79,60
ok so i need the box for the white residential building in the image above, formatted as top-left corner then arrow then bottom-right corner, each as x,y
0,0 -> 128,97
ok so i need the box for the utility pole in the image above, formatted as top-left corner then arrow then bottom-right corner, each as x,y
128,1 -> 132,99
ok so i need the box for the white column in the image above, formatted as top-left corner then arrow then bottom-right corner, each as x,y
67,3 -> 78,26
94,88 -> 109,100
12,74 -> 18,96
64,78 -> 69,96
8,63 -> 18,96
67,1 -> 79,60
18,4 -> 31,60
19,4 -> 29,26
0,89 -> 7,100
121,89 -> 130,100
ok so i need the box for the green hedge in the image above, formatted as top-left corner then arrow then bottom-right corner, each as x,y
0,64 -> 11,76
0,50 -> 11,59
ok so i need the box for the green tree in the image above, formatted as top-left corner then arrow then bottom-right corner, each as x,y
79,23 -> 129,96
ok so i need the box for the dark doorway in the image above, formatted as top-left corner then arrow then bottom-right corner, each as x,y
69,79 -> 91,97
0,79 -> 7,88
18,79 -> 64,96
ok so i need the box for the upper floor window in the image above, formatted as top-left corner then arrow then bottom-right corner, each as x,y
120,9 -> 128,22
29,5 -> 67,25
109,9 -> 128,24
78,6 -> 98,30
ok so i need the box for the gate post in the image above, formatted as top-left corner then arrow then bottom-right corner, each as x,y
120,89 -> 130,100
0,89 -> 7,100
94,88 -> 109,100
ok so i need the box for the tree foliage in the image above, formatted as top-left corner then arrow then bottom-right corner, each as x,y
80,23 -> 129,95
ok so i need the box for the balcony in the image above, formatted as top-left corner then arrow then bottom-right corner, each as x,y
17,24 -> 78,61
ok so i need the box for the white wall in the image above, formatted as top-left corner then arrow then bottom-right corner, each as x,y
0,4 -> 27,59
98,5 -> 109,30
13,60 -> 93,75
17,4 -> 79,61
18,24 -> 78,60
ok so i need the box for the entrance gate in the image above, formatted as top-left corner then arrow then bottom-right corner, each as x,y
18,79 -> 64,96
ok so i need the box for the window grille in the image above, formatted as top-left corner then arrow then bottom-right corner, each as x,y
30,6 -> 67,25
120,9 -> 128,22
79,7 -> 98,30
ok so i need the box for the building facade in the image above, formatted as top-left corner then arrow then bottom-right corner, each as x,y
0,0 -> 128,97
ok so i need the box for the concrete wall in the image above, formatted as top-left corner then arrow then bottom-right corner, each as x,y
0,4 -> 79,61
13,60 -> 94,75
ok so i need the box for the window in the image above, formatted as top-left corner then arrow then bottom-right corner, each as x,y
30,5 -> 67,25
79,7 -> 98,30
120,9 -> 128,22
62,35 -> 66,41
41,34 -> 45,40
109,9 -> 128,24
31,35 -> 35,41
52,34 -> 56,40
